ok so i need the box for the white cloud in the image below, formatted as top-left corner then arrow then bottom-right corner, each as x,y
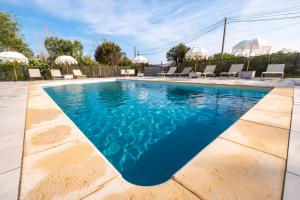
4,0 -> 300,63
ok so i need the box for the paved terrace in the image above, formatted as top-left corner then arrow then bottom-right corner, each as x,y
0,78 -> 299,200
0,82 -> 28,200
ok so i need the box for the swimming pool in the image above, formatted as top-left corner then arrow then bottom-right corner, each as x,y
44,80 -> 270,186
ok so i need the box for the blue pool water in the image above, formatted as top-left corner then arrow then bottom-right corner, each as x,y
44,81 -> 269,186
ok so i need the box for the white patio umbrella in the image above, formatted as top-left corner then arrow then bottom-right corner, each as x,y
55,55 -> 78,65
55,55 -> 78,73
232,38 -> 272,70
185,47 -> 208,60
232,38 -> 271,56
0,51 -> 28,80
132,55 -> 148,72
185,47 -> 208,71
132,55 -> 148,64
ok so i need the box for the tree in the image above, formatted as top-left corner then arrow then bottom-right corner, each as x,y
166,43 -> 189,66
79,55 -> 97,66
44,37 -> 83,60
119,52 -> 132,67
0,12 -> 33,57
94,41 -> 122,66
276,48 -> 296,54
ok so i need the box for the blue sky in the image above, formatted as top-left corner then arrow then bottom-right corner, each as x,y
2,0 -> 300,63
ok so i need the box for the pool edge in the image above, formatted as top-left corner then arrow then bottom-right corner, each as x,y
19,79 -> 293,200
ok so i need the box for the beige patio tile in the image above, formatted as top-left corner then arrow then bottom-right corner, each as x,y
174,138 -> 285,200
270,87 -> 293,97
25,107 -> 66,129
253,94 -> 293,113
220,120 -> 289,159
20,138 -> 118,200
27,93 -> 58,109
24,120 -> 83,155
241,108 -> 291,129
83,177 -> 200,200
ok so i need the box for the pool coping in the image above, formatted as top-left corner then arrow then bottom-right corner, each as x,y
19,78 -> 294,199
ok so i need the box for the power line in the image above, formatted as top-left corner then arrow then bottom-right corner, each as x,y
199,20 -> 300,46
229,5 -> 300,19
228,15 -> 300,23
140,20 -> 223,54
138,5 -> 300,56
140,21 -> 224,55
140,22 -> 224,55
229,11 -> 300,21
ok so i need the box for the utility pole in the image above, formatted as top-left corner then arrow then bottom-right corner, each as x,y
133,46 -> 137,57
221,17 -> 227,60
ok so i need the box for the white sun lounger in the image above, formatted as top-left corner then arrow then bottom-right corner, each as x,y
196,65 -> 216,78
121,69 -> 136,76
261,64 -> 285,80
120,69 -> 127,76
28,68 -> 43,80
157,67 -> 177,77
72,69 -> 87,79
220,64 -> 244,78
50,69 -> 64,80
127,69 -> 135,76
174,67 -> 192,77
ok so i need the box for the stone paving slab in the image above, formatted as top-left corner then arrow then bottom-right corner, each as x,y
174,138 -> 286,200
270,87 -> 294,97
220,119 -> 289,159
291,111 -> 300,133
20,138 -> 118,200
0,141 -> 23,174
283,85 -> 300,200
0,132 -> 23,151
253,94 -> 293,113
294,86 -> 300,104
0,168 -> 21,200
283,172 -> 300,200
83,177 -> 200,200
241,108 -> 291,130
24,120 -> 83,155
0,82 -> 28,200
286,131 -> 300,176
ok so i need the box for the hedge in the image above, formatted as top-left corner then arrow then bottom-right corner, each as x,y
181,53 -> 300,77
0,53 -> 299,81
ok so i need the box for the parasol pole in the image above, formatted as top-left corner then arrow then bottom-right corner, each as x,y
13,63 -> 18,81
246,45 -> 253,71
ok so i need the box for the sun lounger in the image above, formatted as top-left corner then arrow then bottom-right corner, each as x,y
121,69 -> 127,76
137,72 -> 144,77
121,69 -> 135,76
50,69 -> 64,80
28,68 -> 43,80
220,64 -> 244,78
189,72 -> 198,78
261,64 -> 285,80
198,65 -> 216,78
174,67 -> 192,77
157,67 -> 177,77
127,69 -> 135,76
64,74 -> 74,80
72,69 -> 87,79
